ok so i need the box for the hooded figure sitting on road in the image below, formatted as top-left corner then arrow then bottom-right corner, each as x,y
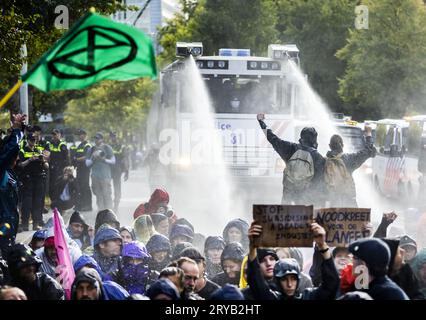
146,234 -> 172,272
169,224 -> 194,249
171,242 -> 194,261
324,128 -> 376,207
347,238 -> 409,300
94,209 -> 120,234
116,241 -> 154,295
277,247 -> 313,291
133,214 -> 158,244
73,254 -> 129,300
71,268 -> 105,300
67,210 -> 91,250
119,226 -> 136,244
146,188 -> 170,214
222,218 -> 249,253
204,236 -> 226,278
35,236 -> 58,279
92,225 -> 123,279
150,213 -> 169,236
257,113 -> 325,206
242,248 -> 278,300
247,222 -> 340,300
212,242 -> 245,287
6,243 -> 64,300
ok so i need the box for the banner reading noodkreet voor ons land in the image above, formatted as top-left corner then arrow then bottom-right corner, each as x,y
315,208 -> 371,247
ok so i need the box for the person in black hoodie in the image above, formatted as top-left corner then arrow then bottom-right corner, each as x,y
67,211 -> 91,250
222,219 -> 249,253
382,238 -> 424,299
348,237 -> 409,300
94,209 -> 120,234
146,234 -> 172,272
6,243 -> 64,300
242,248 -> 278,300
257,113 -> 325,206
247,222 -> 339,300
204,236 -> 226,278
71,268 -> 105,300
212,242 -> 245,287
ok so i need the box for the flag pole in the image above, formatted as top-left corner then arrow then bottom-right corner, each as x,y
0,80 -> 23,109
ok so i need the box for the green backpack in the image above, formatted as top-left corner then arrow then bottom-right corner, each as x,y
324,154 -> 355,196
283,148 -> 315,190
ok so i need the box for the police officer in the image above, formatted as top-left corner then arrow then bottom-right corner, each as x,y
47,129 -> 69,205
109,132 -> 129,212
17,133 -> 49,231
72,129 -> 92,211
32,125 -> 50,214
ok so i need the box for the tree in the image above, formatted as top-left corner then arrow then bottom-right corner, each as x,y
276,0 -> 357,112
157,0 -> 202,66
0,1 -> 129,115
337,0 -> 426,119
191,0 -> 278,56
64,78 -> 156,138
157,0 -> 279,66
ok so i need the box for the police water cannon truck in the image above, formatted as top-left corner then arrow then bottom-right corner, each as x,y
147,42 -> 306,203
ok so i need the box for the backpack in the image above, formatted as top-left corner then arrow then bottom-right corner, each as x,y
283,148 -> 315,190
324,154 -> 354,196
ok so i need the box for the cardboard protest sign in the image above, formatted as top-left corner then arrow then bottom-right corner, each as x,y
315,208 -> 371,247
253,205 -> 314,247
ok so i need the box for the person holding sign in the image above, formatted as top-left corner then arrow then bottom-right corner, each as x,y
257,113 -> 325,207
246,221 -> 339,300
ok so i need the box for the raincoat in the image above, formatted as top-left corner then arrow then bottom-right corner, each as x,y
133,215 -> 158,244
222,219 -> 249,252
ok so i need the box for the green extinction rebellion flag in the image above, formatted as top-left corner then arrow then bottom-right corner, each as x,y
22,12 -> 157,92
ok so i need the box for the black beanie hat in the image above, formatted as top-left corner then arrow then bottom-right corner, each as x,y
257,248 -> 279,262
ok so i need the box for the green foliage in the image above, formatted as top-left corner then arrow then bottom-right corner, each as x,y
64,78 -> 157,137
0,111 -> 10,130
0,0 -> 130,113
337,0 -> 426,119
157,0 -> 278,66
157,0 -> 202,67
276,0 -> 357,112
191,0 -> 278,56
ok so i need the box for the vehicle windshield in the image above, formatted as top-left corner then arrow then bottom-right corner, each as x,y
180,76 -> 292,114
336,126 -> 365,151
